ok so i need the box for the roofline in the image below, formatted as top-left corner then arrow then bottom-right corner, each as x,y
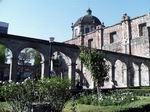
73,15 -> 101,27
0,34 -> 50,45
103,13 -> 149,29
0,34 -> 79,49
0,21 -> 9,28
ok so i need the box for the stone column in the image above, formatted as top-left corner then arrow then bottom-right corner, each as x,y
96,24 -> 104,49
41,59 -> 49,79
100,23 -> 104,49
148,27 -> 150,58
127,63 -> 131,87
111,65 -> 115,82
41,60 -> 44,79
138,65 -> 141,86
71,61 -> 76,88
111,64 -> 116,88
148,67 -> 150,86
51,59 -> 53,72
127,62 -> 135,87
9,56 -> 18,81
121,13 -> 132,55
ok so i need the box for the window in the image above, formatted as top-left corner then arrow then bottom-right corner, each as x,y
91,26 -> 95,31
110,32 -> 117,43
74,29 -> 78,37
139,23 -> 146,36
85,27 -> 89,33
148,27 -> 150,37
81,28 -> 84,34
88,39 -> 93,48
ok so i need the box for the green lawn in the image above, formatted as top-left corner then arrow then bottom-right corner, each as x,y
1,97 -> 150,112
63,97 -> 150,112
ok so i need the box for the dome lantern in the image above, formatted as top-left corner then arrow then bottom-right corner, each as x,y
87,8 -> 92,15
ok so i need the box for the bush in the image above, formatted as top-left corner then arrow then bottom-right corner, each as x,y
128,89 -> 150,96
0,77 -> 71,112
114,88 -> 150,96
101,90 -> 138,106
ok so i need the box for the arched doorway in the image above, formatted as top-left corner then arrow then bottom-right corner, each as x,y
52,51 -> 71,80
103,59 -> 112,88
115,60 -> 127,87
17,48 -> 43,81
76,58 -> 90,89
141,63 -> 149,86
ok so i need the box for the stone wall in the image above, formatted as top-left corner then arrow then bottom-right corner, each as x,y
83,30 -> 100,48
65,36 -> 82,46
64,13 -> 150,88
66,13 -> 150,58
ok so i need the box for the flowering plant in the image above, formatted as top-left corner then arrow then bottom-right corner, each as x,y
77,90 -> 138,106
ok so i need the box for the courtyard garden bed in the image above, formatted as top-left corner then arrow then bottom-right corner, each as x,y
63,96 -> 150,112
1,82 -> 150,112
0,77 -> 71,112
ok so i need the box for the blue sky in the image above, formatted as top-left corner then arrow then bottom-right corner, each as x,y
0,0 -> 150,42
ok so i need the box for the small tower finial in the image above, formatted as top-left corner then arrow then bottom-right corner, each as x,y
87,8 -> 92,15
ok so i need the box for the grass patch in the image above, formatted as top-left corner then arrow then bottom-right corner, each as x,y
63,97 -> 150,112
1,97 -> 150,112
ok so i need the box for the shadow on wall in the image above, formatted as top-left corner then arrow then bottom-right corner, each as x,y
128,65 -> 135,87
53,54 -> 69,79
76,69 -> 90,88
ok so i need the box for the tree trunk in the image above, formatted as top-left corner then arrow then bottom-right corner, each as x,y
96,85 -> 102,99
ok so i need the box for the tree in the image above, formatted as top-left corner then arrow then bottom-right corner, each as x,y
18,48 -> 41,66
18,48 -> 36,66
34,51 -> 41,66
79,46 -> 109,97
18,48 -> 41,80
0,44 -> 6,64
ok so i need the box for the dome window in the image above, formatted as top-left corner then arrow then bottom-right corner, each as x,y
85,27 -> 89,33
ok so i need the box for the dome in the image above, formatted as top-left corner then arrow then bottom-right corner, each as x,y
74,8 -> 101,27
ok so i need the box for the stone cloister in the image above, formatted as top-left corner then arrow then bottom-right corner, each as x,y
0,34 -> 150,88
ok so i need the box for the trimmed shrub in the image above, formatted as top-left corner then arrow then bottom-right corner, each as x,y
0,77 -> 70,112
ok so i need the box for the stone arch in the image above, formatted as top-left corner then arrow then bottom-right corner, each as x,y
17,47 -> 45,81
52,46 -> 78,60
103,59 -> 112,88
115,60 -> 127,87
0,41 -> 13,53
76,57 -> 90,89
82,62 -> 93,89
141,63 -> 149,86
52,51 -> 71,80
0,43 -> 13,81
0,44 -> 13,64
